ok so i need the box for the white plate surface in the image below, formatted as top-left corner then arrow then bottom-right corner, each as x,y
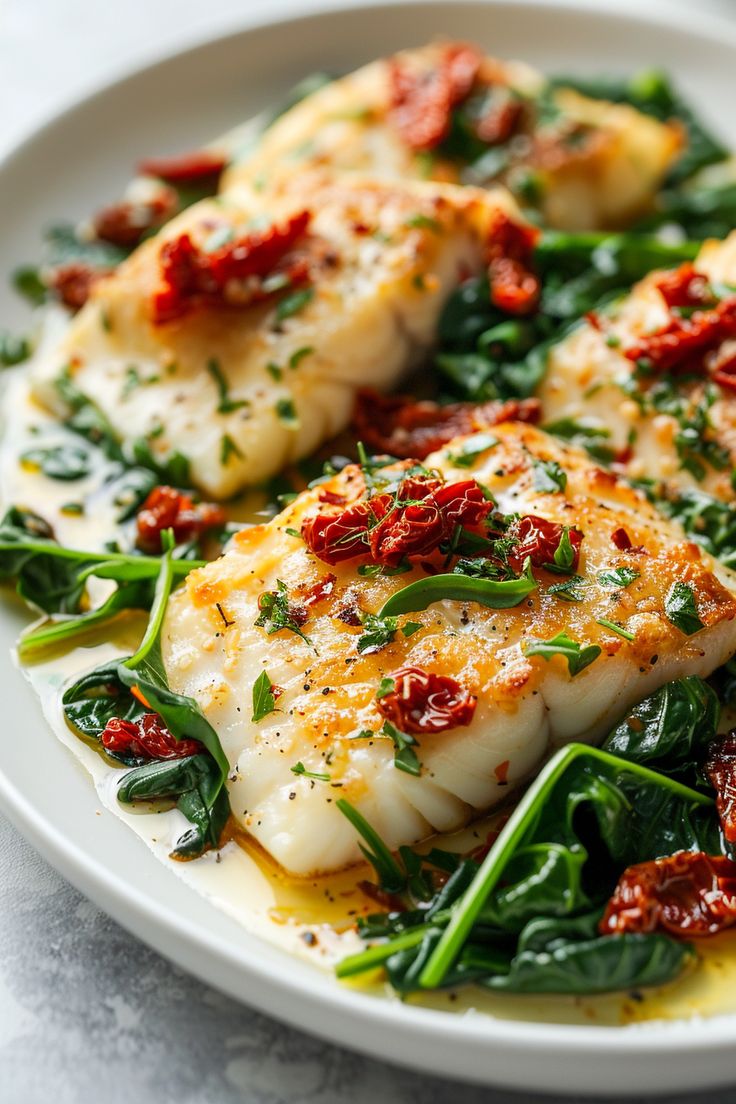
3,1 -> 736,1093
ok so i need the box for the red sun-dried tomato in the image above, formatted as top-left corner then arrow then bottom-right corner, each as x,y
50,262 -> 110,311
509,514 -> 582,573
299,573 -> 337,608
711,348 -> 736,392
136,485 -> 226,553
93,187 -> 178,249
138,149 -> 228,187
654,263 -> 716,310
600,851 -> 736,938
376,666 -> 476,734
352,389 -> 541,460
486,211 -> 540,316
101,713 -> 202,760
475,90 -> 523,145
625,294 -> 736,378
705,731 -> 736,845
388,42 -> 482,151
301,471 -> 494,568
151,209 -> 311,324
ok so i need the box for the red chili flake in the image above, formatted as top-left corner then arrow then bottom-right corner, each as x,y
486,211 -> 541,316
151,209 -> 311,324
50,262 -> 110,311
301,472 -> 493,568
654,263 -> 715,310
705,731 -> 736,844
137,149 -> 228,186
509,514 -> 582,573
388,42 -> 482,151
299,573 -> 337,608
136,485 -> 226,553
494,759 -> 510,785
93,187 -> 178,249
352,389 -> 541,460
625,294 -> 736,377
600,851 -> 736,938
611,527 -> 632,550
101,714 -> 202,760
376,666 -> 476,734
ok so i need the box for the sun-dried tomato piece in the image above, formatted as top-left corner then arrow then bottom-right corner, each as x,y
611,527 -> 632,550
93,187 -> 178,249
654,263 -> 715,310
377,665 -> 476,734
475,91 -> 523,145
705,731 -> 736,844
151,209 -> 311,324
137,149 -> 228,186
600,851 -> 736,938
433,478 -> 493,531
101,713 -> 202,760
509,514 -> 581,572
352,389 -> 541,460
711,348 -> 736,391
136,485 -> 226,553
50,262 -> 110,311
486,211 -> 540,316
368,476 -> 445,567
625,295 -> 736,377
298,573 -> 337,608
301,499 -> 374,565
388,42 -> 482,151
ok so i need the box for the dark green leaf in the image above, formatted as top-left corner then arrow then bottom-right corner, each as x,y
665,581 -> 704,635
21,444 -> 91,481
251,670 -> 278,722
523,631 -> 601,676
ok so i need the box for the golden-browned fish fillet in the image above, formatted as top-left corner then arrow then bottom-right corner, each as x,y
538,231 -> 736,503
223,43 -> 682,231
162,422 -> 736,876
31,175 -> 518,498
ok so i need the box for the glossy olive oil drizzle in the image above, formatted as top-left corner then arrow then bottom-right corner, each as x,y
6,359 -> 736,1027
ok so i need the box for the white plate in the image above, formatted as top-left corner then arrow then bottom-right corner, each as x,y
3,1 -> 736,1093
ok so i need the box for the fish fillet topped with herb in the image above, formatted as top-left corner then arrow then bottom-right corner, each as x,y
160,422 -> 736,875
223,41 -> 682,231
30,174 -> 519,499
538,232 -> 736,508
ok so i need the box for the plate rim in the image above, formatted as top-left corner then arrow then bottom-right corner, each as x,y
4,0 -> 736,1089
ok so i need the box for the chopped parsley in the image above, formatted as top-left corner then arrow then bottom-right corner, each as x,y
207,357 -> 249,414
289,346 -> 314,369
275,397 -> 299,427
290,761 -> 331,782
382,720 -> 421,776
220,434 -> 243,465
255,579 -> 312,645
251,670 -> 279,723
357,612 -> 399,654
448,433 -> 498,468
598,567 -> 640,588
376,677 -> 396,700
596,618 -> 636,641
664,582 -> 704,635
523,631 -> 601,676
276,287 -> 314,322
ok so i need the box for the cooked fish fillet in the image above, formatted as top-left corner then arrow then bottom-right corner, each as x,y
162,422 -> 736,876
223,44 -> 681,231
31,175 -> 516,499
538,231 -> 736,502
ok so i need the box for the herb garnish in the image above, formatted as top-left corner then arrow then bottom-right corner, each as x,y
665,582 -> 704,635
532,459 -> 567,493
255,579 -> 312,645
523,631 -> 601,676
291,761 -> 331,782
382,720 -> 421,776
251,670 -> 279,722
207,357 -> 249,413
379,558 -> 536,617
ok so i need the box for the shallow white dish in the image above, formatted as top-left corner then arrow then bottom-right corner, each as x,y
4,0 -> 736,1092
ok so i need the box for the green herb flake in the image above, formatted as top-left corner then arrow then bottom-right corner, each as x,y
0,330 -> 31,366
220,434 -> 243,466
401,621 -> 423,637
598,567 -> 640,588
596,618 -> 636,641
357,612 -> 399,654
291,761 -> 331,782
289,346 -> 314,369
405,213 -> 442,233
532,459 -> 567,494
251,670 -> 279,723
665,581 -> 704,635
207,357 -> 249,414
255,579 -> 312,645
448,433 -> 498,469
275,398 -> 299,427
382,720 -> 421,776
376,677 -> 395,700
523,631 -> 601,676
266,362 -> 283,381
20,444 -> 91,482
275,287 -> 314,322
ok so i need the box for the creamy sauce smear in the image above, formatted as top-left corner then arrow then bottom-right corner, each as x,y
6,338 -> 736,1027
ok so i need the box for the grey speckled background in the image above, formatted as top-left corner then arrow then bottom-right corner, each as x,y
2,1 -> 736,1101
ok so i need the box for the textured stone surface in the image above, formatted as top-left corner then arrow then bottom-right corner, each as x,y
1,2 -> 735,1101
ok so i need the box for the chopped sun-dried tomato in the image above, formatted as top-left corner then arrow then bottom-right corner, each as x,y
475,91 -> 523,145
705,731 -> 736,844
388,42 -> 482,151
654,263 -> 716,310
377,666 -> 476,734
151,209 -> 311,324
509,514 -> 581,573
93,187 -> 178,249
600,851 -> 736,938
352,389 -> 541,460
486,211 -> 540,316
101,713 -> 202,760
136,485 -> 226,553
610,527 -> 632,550
711,348 -> 736,391
138,149 -> 228,186
298,573 -> 337,608
625,293 -> 736,378
50,262 -> 110,311
301,471 -> 493,568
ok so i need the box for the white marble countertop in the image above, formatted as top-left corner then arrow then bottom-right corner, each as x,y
2,1 -> 736,1100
